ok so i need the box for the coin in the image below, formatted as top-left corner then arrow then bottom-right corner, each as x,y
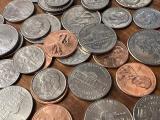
44,30 -> 78,58
102,7 -> 132,29
116,63 -> 156,97
32,105 -> 72,120
0,86 -> 33,120
133,8 -> 160,29
133,95 -> 160,120
3,0 -> 34,22
78,23 -> 117,54
128,30 -> 160,65
68,63 -> 112,101
46,0 -> 70,7
84,99 -> 133,120
61,5 -> 101,36
13,45 -> 45,74
93,41 -> 128,68
0,14 -> 4,24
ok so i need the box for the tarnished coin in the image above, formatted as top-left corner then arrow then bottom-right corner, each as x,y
0,86 -> 33,120
61,5 -> 101,36
0,14 -> 4,24
116,63 -> 156,97
32,105 -> 72,120
3,0 -> 34,22
85,99 -> 132,120
93,41 -> 128,68
13,46 -> 45,74
44,30 -> 78,58
79,23 -> 117,54
128,30 -> 160,65
46,0 -> 70,7
68,63 -> 112,101
133,95 -> 160,120
102,7 -> 132,29
133,8 -> 160,29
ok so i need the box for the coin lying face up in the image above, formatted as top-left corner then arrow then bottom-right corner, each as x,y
46,0 -> 70,7
0,14 -> 4,24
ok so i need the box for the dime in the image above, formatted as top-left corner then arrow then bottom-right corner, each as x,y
0,86 -> 33,120
46,0 -> 70,7
133,8 -> 160,29
68,63 -> 112,101
116,63 -> 156,97
78,23 -> 117,54
13,45 -> 45,74
133,95 -> 160,120
0,14 -> 4,24
128,30 -> 160,65
84,99 -> 132,120
44,30 -> 78,58
93,41 -> 128,68
3,0 -> 34,22
102,7 -> 132,29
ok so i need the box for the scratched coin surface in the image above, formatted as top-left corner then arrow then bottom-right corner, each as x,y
0,14 -> 4,24
93,41 -> 128,68
128,30 -> 160,65
133,95 -> 160,120
102,7 -> 132,29
46,0 -> 70,7
68,63 -> 112,101
13,46 -> 45,74
3,0 -> 34,22
79,23 -> 117,54
0,86 -> 33,120
85,99 -> 132,120
116,63 -> 156,97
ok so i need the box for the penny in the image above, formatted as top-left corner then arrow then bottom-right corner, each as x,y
84,99 -> 133,120
128,30 -> 160,65
46,0 -> 70,7
0,86 -> 33,120
79,23 -> 117,54
102,7 -> 132,29
13,45 -> 45,74
68,63 -> 112,101
0,14 -> 4,24
133,8 -> 160,29
32,105 -> 72,120
93,41 -> 128,68
133,95 -> 160,120
116,63 -> 156,97
44,30 -> 78,58
3,0 -> 34,22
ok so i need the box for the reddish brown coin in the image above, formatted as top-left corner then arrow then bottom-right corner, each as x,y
93,41 -> 128,68
116,63 -> 156,97
44,30 -> 78,58
32,104 -> 72,120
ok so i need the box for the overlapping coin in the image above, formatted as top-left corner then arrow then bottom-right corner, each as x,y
0,14 -> 4,24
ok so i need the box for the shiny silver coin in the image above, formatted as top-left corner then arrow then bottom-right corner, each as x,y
0,14 -> 4,24
0,86 -> 33,120
128,30 -> 160,65
3,0 -> 34,22
46,0 -> 70,7
32,0 -> 38,2
61,5 -> 101,36
79,23 -> 117,54
102,7 -> 132,29
85,99 -> 133,120
13,45 -> 45,74
24,36 -> 45,44
133,8 -> 160,29
68,63 -> 112,101
32,68 -> 67,101
20,14 -> 50,40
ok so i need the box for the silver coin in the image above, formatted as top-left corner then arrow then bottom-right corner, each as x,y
79,23 -> 117,54
32,68 -> 67,101
0,86 -> 33,120
128,30 -> 160,65
13,45 -> 45,74
102,7 -> 132,29
68,63 -> 112,101
46,0 -> 70,7
20,14 -> 50,39
3,0 -> 34,22
85,99 -> 133,120
61,5 -> 101,36
133,8 -> 160,29
0,14 -> 4,24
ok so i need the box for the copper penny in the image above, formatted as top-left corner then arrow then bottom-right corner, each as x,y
44,30 -> 78,58
93,41 -> 129,68
32,104 -> 72,120
116,63 -> 156,97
